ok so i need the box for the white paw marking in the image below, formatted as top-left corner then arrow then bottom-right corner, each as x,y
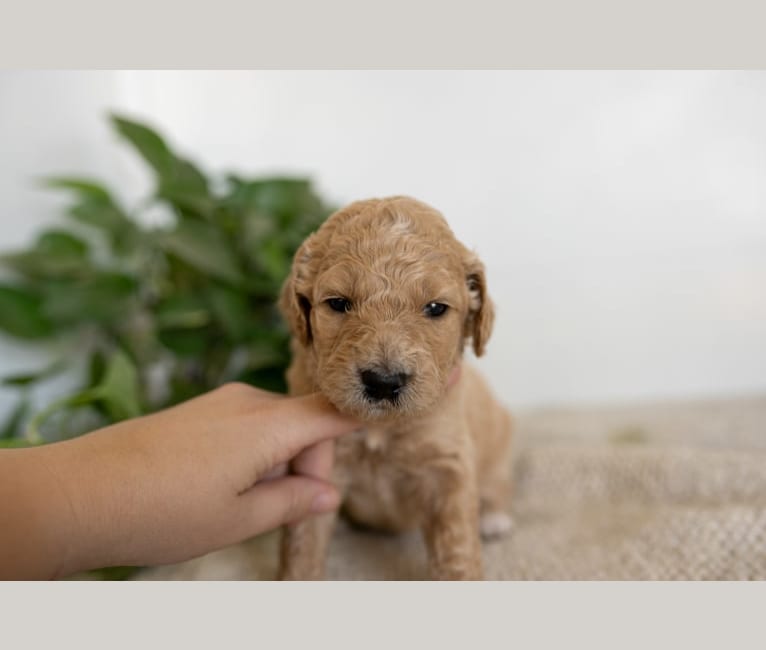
480,512 -> 514,540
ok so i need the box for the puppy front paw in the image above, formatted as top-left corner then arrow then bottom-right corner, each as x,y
479,511 -> 514,540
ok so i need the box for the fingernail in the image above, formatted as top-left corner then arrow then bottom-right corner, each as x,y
311,490 -> 339,513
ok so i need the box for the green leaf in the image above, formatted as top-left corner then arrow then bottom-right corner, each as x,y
0,399 -> 28,439
207,283 -> 250,341
157,159 -> 214,217
46,176 -> 140,255
0,250 -> 86,279
111,115 -> 176,176
226,177 -> 321,223
36,230 -> 88,258
41,272 -> 138,326
86,565 -> 141,580
0,229 -> 91,280
255,237 -> 290,283
252,178 -> 315,219
159,221 -> 245,286
0,438 -> 40,449
155,293 -> 211,329
2,359 -> 67,387
111,115 -> 212,218
54,404 -> 110,441
0,285 -> 54,339
28,349 -> 142,437
247,341 -> 287,371
246,275 -> 282,297
167,370 -> 205,405
241,211 -> 276,247
68,201 -> 136,240
45,177 -> 113,202
27,386 -> 102,441
237,366 -> 287,394
88,350 -> 107,386
97,349 -> 142,420
158,327 -> 211,357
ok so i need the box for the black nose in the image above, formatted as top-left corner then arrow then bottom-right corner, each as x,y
360,369 -> 410,402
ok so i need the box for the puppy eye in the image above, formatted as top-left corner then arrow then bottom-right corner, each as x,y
326,297 -> 352,313
424,302 -> 448,318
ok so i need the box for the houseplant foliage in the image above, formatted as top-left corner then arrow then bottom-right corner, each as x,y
0,114 -> 332,449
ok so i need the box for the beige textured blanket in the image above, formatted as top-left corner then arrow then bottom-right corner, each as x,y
136,396 -> 766,580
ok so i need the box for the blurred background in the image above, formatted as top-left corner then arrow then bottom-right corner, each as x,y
1,70 -> 765,425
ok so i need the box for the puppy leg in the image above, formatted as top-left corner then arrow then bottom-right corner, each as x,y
422,484 -> 484,580
479,408 -> 514,540
278,511 -> 337,580
479,472 -> 514,541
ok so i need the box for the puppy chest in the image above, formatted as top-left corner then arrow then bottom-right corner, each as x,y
338,430 -> 425,531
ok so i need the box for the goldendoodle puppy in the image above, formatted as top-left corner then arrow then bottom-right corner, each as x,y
278,196 -> 513,580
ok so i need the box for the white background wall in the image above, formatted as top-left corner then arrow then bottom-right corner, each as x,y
1,71 -> 765,412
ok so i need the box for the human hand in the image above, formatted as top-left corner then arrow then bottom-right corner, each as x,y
0,383 -> 358,579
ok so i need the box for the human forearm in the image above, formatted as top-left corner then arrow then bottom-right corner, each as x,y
0,446 -> 76,579
0,385 -> 355,580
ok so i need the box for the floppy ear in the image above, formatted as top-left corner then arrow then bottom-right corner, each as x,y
278,235 -> 317,346
462,253 -> 495,356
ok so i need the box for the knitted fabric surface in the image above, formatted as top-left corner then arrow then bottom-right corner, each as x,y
136,396 -> 766,580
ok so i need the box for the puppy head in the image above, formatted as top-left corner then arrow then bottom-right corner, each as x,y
280,196 -> 495,421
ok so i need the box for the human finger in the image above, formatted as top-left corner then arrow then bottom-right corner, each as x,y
290,438 -> 335,482
239,475 -> 340,533
249,393 -> 358,466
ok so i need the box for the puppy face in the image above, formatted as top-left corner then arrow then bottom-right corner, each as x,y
280,197 -> 494,421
